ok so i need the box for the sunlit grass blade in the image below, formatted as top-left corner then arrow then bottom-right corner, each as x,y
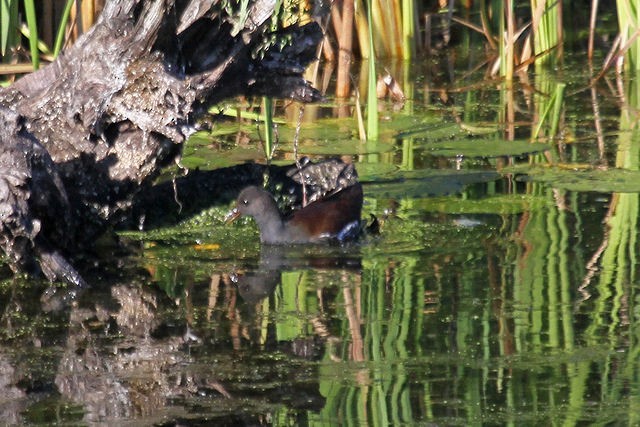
401,0 -> 414,59
208,104 -> 285,123
615,0 -> 640,71
354,83 -> 367,140
588,0 -> 599,59
366,0 -> 378,141
549,82 -> 565,137
0,0 -> 8,56
532,81 -> 565,141
19,24 -> 52,56
53,0 -> 75,57
262,97 -> 275,160
531,0 -> 561,64
500,0 -> 515,81
23,0 -> 39,69
1,0 -> 18,58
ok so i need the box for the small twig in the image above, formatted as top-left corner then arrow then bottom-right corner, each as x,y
172,176 -> 183,214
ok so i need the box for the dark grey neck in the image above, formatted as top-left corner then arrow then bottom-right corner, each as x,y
252,197 -> 286,244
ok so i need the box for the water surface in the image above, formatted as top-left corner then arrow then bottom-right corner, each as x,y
1,56 -> 639,425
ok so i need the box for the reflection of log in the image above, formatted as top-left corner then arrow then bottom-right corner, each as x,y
0,0 -> 322,285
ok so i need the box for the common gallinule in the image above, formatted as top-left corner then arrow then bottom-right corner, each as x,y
228,183 -> 363,244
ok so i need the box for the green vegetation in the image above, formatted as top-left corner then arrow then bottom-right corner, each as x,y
4,2 -> 640,424
1,0 -> 94,72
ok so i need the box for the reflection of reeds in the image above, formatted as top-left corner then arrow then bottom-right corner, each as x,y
532,78 -> 566,141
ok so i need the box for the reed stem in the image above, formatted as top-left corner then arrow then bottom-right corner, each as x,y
23,0 -> 39,69
53,0 -> 75,57
366,0 -> 379,140
262,97 -> 275,160
336,0 -> 355,98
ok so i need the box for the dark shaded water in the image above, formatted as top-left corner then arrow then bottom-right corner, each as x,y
2,55 -> 640,425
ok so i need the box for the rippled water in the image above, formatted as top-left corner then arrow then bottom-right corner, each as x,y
2,56 -> 640,425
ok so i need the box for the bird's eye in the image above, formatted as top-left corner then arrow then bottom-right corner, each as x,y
242,199 -> 248,205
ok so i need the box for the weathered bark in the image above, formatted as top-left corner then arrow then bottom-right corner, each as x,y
0,0 -> 323,285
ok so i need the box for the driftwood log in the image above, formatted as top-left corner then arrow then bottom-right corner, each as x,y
0,0 -> 323,286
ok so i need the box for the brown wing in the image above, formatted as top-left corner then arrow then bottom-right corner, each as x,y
287,183 -> 363,238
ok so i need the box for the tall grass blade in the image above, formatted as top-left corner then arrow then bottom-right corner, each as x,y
498,0 -> 514,80
1,0 -> 18,58
588,0 -> 599,60
532,80 -> 565,140
616,0 -> 640,70
53,0 -> 75,57
549,82 -> 565,137
262,97 -> 275,160
0,1 -> 8,56
23,0 -> 39,69
354,82 -> 367,140
504,0 -> 514,81
401,0 -> 415,59
530,0 -> 561,64
366,0 -> 378,140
